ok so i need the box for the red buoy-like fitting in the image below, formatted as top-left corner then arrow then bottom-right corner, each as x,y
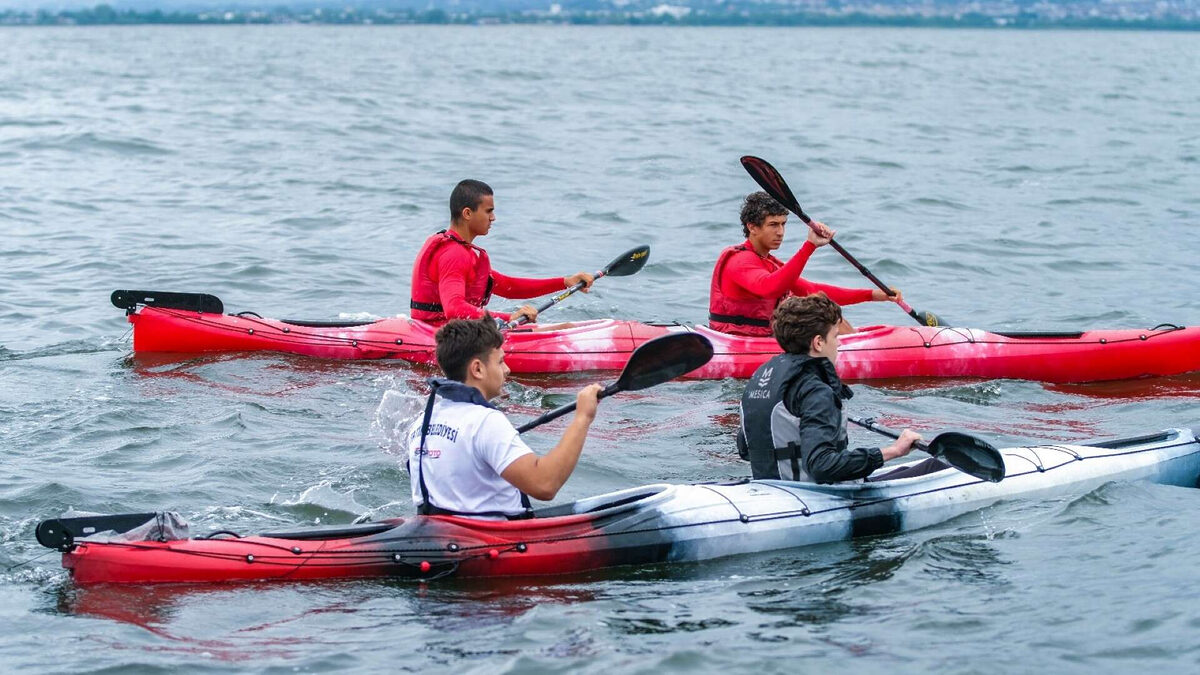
419,561 -> 431,573
488,549 -> 499,559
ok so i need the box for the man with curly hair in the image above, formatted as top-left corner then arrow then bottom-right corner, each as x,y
739,294 -> 943,483
709,191 -> 904,336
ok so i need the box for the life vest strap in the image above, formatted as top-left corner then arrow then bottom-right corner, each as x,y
709,312 -> 770,328
774,442 -> 802,481
415,379 -> 534,520
410,300 -> 445,313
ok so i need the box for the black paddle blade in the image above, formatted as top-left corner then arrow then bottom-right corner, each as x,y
515,333 -> 714,434
602,245 -> 651,277
911,309 -> 945,327
111,290 -> 224,314
928,432 -> 1006,483
740,156 -> 809,221
615,333 -> 714,392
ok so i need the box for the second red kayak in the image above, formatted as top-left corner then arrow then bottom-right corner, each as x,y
113,292 -> 1200,383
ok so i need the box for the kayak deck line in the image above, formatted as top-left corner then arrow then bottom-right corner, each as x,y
147,307 -> 431,351
836,324 -> 1188,352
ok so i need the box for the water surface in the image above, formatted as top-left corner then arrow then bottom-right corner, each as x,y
1,25 -> 1198,674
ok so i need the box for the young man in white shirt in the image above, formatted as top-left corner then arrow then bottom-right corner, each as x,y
407,317 -> 602,519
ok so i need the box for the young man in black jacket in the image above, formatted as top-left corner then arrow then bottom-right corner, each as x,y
738,294 -> 925,483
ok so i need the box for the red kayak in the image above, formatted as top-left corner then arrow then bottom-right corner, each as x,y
112,291 -> 1200,383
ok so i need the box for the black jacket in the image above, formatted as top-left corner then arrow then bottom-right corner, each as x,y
740,353 -> 883,483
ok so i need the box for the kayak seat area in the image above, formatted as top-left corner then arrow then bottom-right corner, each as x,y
278,318 -> 382,328
531,493 -> 647,517
867,457 -> 953,482
534,486 -> 669,518
582,492 -> 662,514
993,330 -> 1085,339
1086,429 -> 1176,449
258,521 -> 397,540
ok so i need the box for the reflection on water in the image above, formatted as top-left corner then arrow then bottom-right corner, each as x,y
50,575 -> 604,663
124,351 -> 431,399
1047,372 -> 1200,402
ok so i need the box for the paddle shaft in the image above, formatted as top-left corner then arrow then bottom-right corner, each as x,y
789,209 -> 926,322
792,211 -> 912,306
515,383 -> 619,433
513,332 -> 714,433
848,416 -> 932,453
508,269 -> 608,329
740,156 -> 942,327
507,244 -> 649,329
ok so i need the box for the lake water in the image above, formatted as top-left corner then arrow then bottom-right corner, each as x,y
1,25 -> 1198,673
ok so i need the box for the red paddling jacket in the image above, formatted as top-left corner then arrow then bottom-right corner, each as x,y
410,230 -> 566,325
709,240 -> 875,337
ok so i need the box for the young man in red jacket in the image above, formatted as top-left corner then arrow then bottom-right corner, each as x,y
410,179 -> 594,326
709,191 -> 905,336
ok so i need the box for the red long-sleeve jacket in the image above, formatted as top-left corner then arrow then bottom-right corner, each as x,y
709,240 -> 874,336
410,231 -> 565,324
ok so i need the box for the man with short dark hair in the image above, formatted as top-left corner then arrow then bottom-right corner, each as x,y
739,294 -> 931,483
709,191 -> 904,336
407,317 -> 602,518
409,179 -> 595,326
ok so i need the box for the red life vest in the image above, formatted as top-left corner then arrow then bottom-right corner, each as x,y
708,243 -> 786,337
409,230 -> 494,324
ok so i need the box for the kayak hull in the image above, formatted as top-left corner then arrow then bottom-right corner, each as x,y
60,427 -> 1200,584
126,307 -> 1200,383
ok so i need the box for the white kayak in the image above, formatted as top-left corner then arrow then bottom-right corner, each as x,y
44,426 -> 1200,584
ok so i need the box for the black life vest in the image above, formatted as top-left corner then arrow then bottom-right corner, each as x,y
739,353 -> 850,481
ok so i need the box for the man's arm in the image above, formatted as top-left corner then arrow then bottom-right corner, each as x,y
432,248 -> 511,320
725,242 -> 817,298
491,270 -> 569,300
791,278 -> 875,306
791,380 -> 884,483
501,384 -> 601,500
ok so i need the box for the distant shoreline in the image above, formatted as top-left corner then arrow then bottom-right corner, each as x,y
3,7 -> 1199,31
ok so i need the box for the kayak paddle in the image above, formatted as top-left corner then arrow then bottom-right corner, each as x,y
849,416 -> 1005,483
516,332 -> 712,433
739,155 -> 946,328
507,244 -> 650,329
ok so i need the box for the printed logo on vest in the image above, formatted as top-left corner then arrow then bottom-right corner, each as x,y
756,366 -> 774,388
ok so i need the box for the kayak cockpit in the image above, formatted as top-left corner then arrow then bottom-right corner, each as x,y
1084,428 -> 1180,449
532,484 -> 674,518
276,318 -> 383,328
755,460 -> 961,497
256,519 -> 405,540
